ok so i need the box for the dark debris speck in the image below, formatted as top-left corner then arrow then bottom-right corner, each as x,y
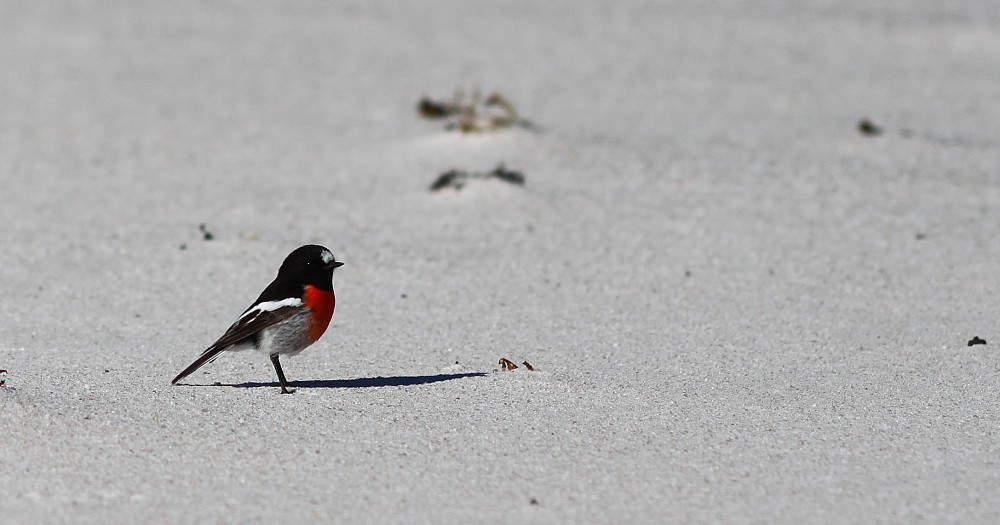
430,163 -> 525,191
858,118 -> 883,136
489,165 -> 525,186
968,336 -> 987,347
199,223 -> 214,241
418,90 -> 532,132
430,169 -> 464,191
417,97 -> 457,119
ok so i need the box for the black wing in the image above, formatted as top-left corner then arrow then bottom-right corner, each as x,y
170,301 -> 303,385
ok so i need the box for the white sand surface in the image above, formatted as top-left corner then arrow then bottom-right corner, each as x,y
2,1 -> 999,523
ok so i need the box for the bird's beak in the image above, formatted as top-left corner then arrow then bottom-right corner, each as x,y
329,261 -> 344,269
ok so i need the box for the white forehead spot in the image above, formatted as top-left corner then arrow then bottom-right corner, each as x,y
320,250 -> 334,264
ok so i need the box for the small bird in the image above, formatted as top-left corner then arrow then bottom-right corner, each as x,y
171,244 -> 343,394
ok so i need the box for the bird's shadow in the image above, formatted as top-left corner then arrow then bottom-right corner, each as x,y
197,372 -> 486,390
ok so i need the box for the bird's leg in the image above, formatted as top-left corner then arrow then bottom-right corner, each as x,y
270,354 -> 295,394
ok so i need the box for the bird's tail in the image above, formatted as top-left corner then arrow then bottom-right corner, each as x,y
171,346 -> 226,385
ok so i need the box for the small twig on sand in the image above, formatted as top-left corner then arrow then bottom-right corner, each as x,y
429,164 -> 525,191
418,89 -> 534,132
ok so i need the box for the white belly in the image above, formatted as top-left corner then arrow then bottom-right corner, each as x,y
255,310 -> 313,357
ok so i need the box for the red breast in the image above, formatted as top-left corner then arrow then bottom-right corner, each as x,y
303,284 -> 336,343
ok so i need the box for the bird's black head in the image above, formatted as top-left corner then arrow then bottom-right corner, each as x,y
277,244 -> 343,290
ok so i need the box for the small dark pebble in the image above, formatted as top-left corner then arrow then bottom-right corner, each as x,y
968,336 -> 987,347
401,293 -> 407,299
179,244 -> 187,250
858,119 -> 883,136
104,369 -> 110,373
530,498 -> 539,506
915,233 -> 927,240
684,270 -> 692,278
199,223 -> 215,241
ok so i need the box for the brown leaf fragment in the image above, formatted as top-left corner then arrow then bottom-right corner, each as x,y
498,358 -> 518,371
